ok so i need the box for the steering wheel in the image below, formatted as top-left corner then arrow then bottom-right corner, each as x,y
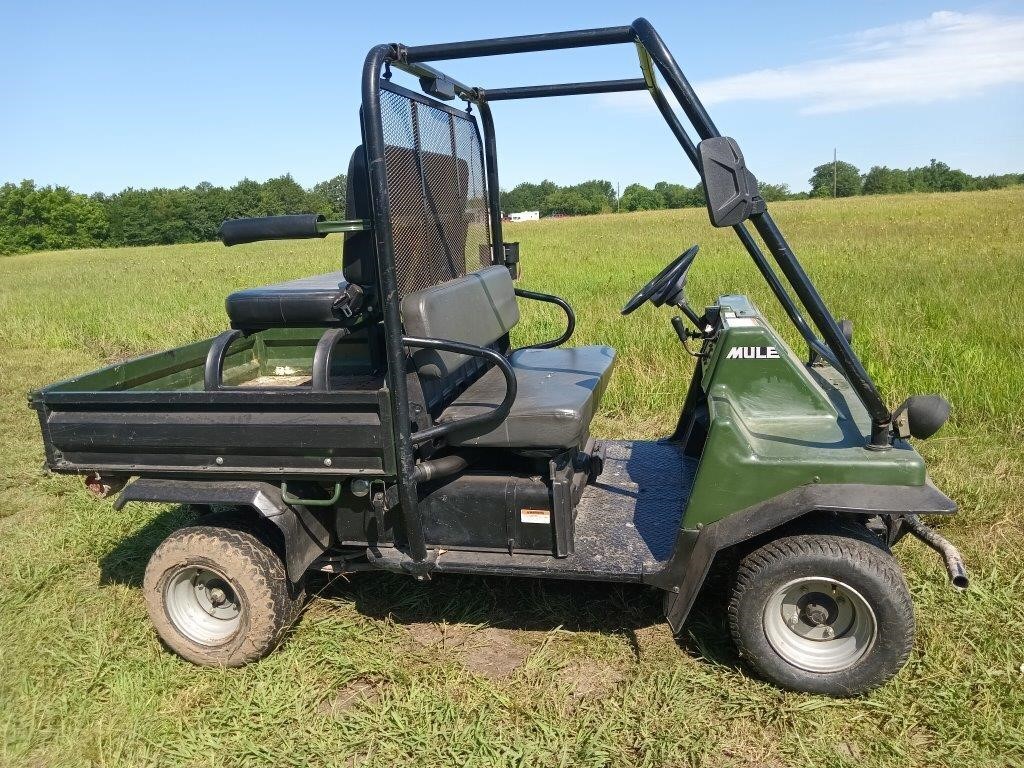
621,244 -> 700,315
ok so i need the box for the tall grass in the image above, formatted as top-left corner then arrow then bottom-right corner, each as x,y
1,189 -> 1022,766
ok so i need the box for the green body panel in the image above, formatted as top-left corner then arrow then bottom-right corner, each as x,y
681,296 -> 926,528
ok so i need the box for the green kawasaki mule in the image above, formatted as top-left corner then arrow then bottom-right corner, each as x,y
31,19 -> 966,695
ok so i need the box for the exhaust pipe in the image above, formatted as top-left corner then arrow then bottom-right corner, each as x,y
410,453 -> 471,484
902,514 -> 969,589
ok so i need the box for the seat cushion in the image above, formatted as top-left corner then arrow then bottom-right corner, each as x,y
225,271 -> 349,329
438,345 -> 617,449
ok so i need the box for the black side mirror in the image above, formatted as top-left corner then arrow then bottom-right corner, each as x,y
893,395 -> 950,440
698,137 -> 766,228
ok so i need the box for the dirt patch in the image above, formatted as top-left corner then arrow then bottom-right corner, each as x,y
319,677 -> 381,717
406,623 -> 530,680
557,660 -> 626,700
633,623 -> 677,654
459,627 -> 529,679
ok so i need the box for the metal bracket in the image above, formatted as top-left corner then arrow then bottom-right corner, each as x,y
280,482 -> 342,507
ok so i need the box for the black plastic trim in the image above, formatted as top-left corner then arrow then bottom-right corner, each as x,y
114,478 -> 331,582
657,481 -> 957,632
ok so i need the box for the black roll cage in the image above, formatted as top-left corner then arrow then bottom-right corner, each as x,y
360,19 -> 894,562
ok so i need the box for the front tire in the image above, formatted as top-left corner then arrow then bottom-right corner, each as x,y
143,525 -> 299,666
728,531 -> 914,696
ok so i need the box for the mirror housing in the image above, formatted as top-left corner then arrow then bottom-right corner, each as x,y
893,395 -> 950,440
698,137 -> 766,228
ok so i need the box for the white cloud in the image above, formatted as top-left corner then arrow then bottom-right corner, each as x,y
605,11 -> 1024,115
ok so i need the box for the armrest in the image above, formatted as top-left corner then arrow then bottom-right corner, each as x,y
514,288 -> 576,350
402,336 -> 517,446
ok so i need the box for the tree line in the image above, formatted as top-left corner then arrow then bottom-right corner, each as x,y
1,157 -> 1020,255
808,159 -> 1022,198
0,173 -> 346,255
501,159 -> 1022,217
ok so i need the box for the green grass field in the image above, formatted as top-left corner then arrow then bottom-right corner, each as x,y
1,189 -> 1022,767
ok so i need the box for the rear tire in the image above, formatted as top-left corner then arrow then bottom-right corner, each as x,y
728,530 -> 914,696
143,525 -> 299,666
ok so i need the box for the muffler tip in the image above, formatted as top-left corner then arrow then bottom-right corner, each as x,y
902,514 -> 969,591
949,564 -> 969,591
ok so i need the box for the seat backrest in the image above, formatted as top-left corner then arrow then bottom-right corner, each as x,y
342,146 -> 376,288
401,265 -> 518,407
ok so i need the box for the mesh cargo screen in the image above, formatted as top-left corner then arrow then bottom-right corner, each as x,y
379,83 -> 493,297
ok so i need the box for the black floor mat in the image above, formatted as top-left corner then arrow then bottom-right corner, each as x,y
572,439 -> 698,573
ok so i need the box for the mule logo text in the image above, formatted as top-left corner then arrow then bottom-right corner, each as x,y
726,346 -> 779,360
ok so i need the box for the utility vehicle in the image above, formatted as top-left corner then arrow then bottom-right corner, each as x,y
31,19 -> 967,695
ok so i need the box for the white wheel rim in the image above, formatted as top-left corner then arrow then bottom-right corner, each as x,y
164,566 -> 242,646
763,577 -> 877,673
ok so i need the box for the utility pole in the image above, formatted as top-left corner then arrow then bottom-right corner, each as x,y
833,148 -> 838,198
616,182 -> 620,212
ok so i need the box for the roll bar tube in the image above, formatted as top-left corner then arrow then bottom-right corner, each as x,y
484,78 -> 648,101
392,18 -> 893,446
366,20 -> 898,563
477,100 -> 505,259
363,44 -> 429,562
402,337 -> 518,446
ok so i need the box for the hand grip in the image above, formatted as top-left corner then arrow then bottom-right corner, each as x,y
218,214 -> 326,247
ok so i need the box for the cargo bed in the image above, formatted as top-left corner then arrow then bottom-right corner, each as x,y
30,326 -> 394,479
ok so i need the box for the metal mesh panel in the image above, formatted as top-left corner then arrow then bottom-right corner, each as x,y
379,85 -> 493,297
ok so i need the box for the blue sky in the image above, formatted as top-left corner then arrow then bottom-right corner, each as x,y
2,1 -> 1021,194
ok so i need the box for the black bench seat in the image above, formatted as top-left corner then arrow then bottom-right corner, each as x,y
225,271 -> 349,330
439,345 -> 616,449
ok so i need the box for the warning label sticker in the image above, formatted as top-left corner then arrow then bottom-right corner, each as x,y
520,509 -> 551,525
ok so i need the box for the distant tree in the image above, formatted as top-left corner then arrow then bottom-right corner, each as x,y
862,166 -> 911,195
226,178 -> 263,218
940,169 -> 973,192
312,173 -> 347,217
758,182 -> 792,202
809,160 -> 861,197
0,180 -> 108,254
185,181 -> 233,240
565,179 -> 616,212
259,174 -> 313,216
619,183 -> 664,212
973,172 -> 1024,190
500,180 -> 557,214
904,159 -> 972,193
542,188 -> 602,217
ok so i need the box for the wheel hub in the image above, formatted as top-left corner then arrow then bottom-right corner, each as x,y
798,593 -> 838,627
764,577 -> 878,673
164,566 -> 242,646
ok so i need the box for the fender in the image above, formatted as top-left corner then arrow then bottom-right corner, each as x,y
655,480 -> 956,633
114,479 -> 330,582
